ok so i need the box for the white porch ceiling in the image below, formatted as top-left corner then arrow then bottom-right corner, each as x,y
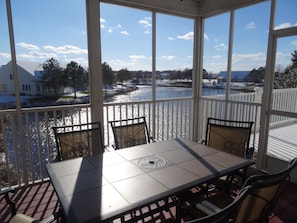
101,0 -> 268,18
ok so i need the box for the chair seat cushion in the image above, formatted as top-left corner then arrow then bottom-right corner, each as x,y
10,214 -> 37,223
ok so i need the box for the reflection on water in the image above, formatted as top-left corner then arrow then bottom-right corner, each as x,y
110,85 -> 232,102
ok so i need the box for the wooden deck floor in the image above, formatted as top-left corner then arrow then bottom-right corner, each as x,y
1,169 -> 297,223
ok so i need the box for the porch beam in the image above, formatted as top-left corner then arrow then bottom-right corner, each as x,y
198,0 -> 268,18
101,0 -> 199,18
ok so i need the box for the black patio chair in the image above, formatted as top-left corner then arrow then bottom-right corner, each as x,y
109,116 -> 153,150
52,122 -> 103,161
0,188 -> 62,223
204,117 -> 254,159
204,117 -> 255,190
182,157 -> 297,223
183,186 -> 250,223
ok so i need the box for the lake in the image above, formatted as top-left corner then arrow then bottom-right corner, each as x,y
109,85 -> 238,102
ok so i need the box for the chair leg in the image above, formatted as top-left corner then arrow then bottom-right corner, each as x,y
3,189 -> 16,217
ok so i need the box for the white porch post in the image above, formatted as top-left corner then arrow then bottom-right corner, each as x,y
151,11 -> 156,139
6,0 -> 28,185
86,0 -> 103,135
225,10 -> 235,119
256,0 -> 276,170
192,16 -> 204,142
85,2 -> 103,219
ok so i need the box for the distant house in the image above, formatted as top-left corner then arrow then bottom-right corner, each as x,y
0,61 -> 43,96
218,71 -> 250,82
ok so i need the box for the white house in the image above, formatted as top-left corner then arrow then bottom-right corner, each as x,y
0,61 -> 43,96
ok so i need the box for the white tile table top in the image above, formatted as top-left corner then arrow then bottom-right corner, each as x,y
46,138 -> 254,223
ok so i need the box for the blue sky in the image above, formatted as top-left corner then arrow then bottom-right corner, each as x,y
0,0 -> 296,74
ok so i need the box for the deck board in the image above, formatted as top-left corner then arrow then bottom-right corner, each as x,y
251,123 -> 297,162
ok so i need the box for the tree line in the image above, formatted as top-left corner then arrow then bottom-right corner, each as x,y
40,59 -> 197,97
40,51 -> 297,97
244,50 -> 297,89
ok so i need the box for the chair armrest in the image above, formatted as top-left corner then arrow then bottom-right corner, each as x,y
0,187 -> 16,216
150,136 -> 158,142
245,147 -> 255,159
199,139 -> 206,144
104,145 -> 115,152
38,209 -> 63,223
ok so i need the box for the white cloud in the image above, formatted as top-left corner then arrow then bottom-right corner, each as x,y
144,29 -> 151,35
19,51 -> 56,60
204,33 -> 209,41
100,18 -> 106,29
246,21 -> 255,29
43,45 -> 87,54
139,17 -> 152,28
129,55 -> 146,60
177,32 -> 193,40
63,57 -> 88,67
139,17 -> 152,35
214,43 -> 227,50
109,59 -> 151,71
168,37 -> 174,40
0,52 -> 10,58
100,18 -> 106,28
232,52 -> 266,70
292,39 -> 297,47
107,24 -> 123,33
205,52 -> 267,73
274,22 -> 293,30
121,30 -> 130,35
17,42 -> 40,51
212,55 -> 221,59
160,55 -> 176,60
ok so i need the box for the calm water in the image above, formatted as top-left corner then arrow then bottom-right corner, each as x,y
110,85 -> 232,102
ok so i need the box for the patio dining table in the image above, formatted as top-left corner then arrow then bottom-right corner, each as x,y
46,137 -> 254,223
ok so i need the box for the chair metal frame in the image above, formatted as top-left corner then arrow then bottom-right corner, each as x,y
235,157 -> 297,223
52,122 -> 103,161
0,188 -> 62,223
184,187 -> 250,223
184,157 -> 297,223
109,116 -> 151,150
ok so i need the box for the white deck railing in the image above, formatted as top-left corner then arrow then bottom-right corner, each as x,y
1,87 -> 297,187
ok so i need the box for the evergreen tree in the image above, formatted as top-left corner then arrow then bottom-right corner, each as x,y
102,62 -> 114,88
40,58 -> 64,97
65,61 -> 88,98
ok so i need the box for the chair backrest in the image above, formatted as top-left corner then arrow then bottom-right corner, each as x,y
205,117 -> 254,158
185,187 -> 251,223
52,122 -> 103,161
109,117 -> 150,150
234,157 -> 297,223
